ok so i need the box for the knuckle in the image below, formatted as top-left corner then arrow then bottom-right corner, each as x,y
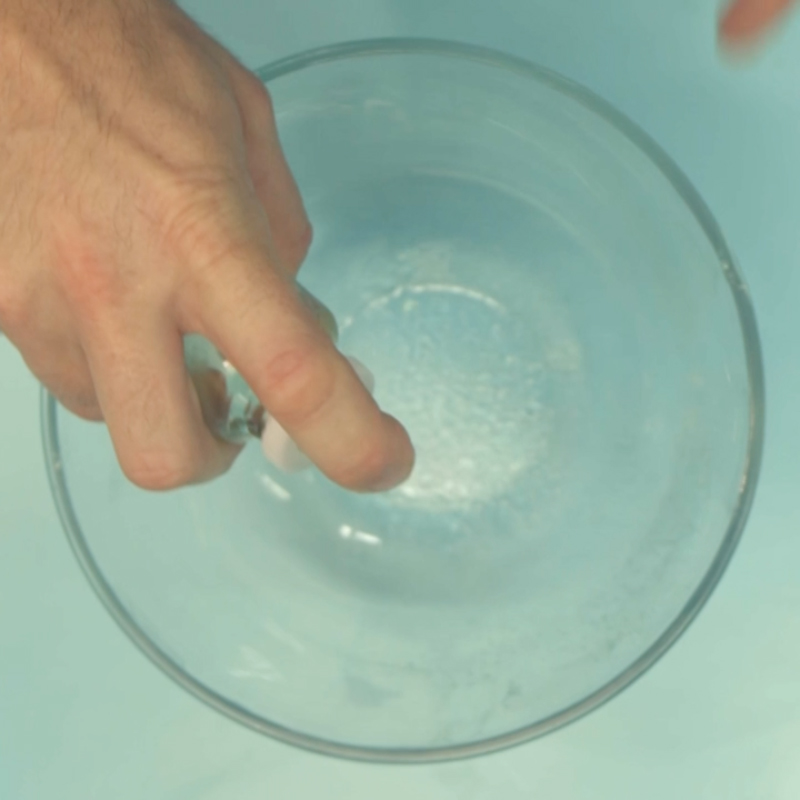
154,174 -> 252,271
261,344 -> 335,425
50,230 -> 121,311
122,449 -> 198,491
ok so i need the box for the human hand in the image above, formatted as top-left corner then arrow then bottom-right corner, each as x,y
0,0 -> 414,491
720,0 -> 796,44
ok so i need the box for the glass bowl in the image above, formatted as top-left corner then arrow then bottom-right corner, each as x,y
43,39 -> 764,762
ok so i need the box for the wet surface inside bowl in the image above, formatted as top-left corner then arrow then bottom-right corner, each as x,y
48,43 -> 760,758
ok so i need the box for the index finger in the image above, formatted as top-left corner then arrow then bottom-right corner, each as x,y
184,229 -> 414,492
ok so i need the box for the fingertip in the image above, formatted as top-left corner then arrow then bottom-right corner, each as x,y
716,29 -> 761,63
719,1 -> 746,40
313,409 -> 413,494
717,0 -> 794,44
718,5 -> 759,49
359,413 -> 415,494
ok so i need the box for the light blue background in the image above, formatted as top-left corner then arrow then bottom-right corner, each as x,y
2,1 -> 800,797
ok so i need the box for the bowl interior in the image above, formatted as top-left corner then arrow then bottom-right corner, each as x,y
46,40 -> 762,760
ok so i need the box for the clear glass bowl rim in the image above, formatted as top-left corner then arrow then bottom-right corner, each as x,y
41,37 -> 766,764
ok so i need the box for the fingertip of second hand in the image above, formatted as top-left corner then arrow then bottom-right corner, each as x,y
716,30 -> 765,62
